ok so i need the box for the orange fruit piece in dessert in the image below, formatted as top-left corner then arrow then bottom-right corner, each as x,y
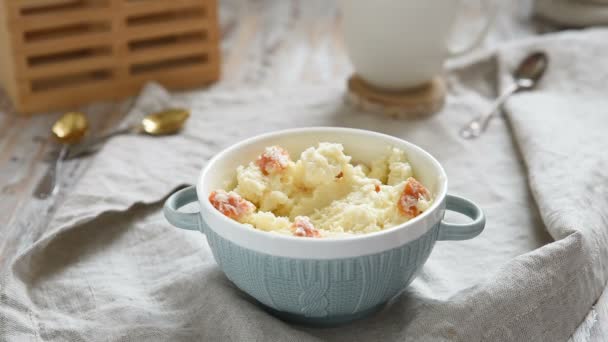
291,216 -> 320,238
209,190 -> 255,220
397,177 -> 431,218
255,146 -> 291,175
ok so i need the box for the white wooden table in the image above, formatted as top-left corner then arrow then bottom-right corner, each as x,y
0,0 -> 606,340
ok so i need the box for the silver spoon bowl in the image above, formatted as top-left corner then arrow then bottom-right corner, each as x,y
460,51 -> 549,139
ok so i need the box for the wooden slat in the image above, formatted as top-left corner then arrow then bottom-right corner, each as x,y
11,8 -> 113,31
18,63 -> 115,93
122,18 -> 210,41
17,64 -> 219,113
17,79 -> 119,113
20,55 -> 116,79
14,32 -> 114,55
125,64 -> 219,89
12,0 -> 75,9
125,41 -> 213,64
119,0 -> 210,16
5,0 -> 111,21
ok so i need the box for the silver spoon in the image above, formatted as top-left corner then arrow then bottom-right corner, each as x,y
460,51 -> 548,139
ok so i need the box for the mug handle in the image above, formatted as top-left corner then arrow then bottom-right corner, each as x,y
163,186 -> 203,232
437,194 -> 486,241
447,0 -> 497,57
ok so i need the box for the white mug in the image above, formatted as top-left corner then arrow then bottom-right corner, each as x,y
339,0 -> 496,90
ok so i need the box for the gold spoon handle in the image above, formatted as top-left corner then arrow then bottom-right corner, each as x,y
66,125 -> 137,159
33,145 -> 68,199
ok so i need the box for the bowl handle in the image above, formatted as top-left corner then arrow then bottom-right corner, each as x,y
437,194 -> 486,241
163,185 -> 203,233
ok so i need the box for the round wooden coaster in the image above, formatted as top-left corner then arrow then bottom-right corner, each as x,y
346,75 -> 446,118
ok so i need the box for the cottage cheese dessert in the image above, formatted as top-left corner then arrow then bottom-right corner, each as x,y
208,143 -> 433,238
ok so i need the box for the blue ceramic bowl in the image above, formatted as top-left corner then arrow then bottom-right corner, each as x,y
164,128 -> 485,325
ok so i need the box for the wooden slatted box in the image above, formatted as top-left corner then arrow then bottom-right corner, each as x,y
0,0 -> 220,114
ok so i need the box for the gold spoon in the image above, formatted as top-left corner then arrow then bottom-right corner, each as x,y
66,108 -> 190,159
34,112 -> 89,199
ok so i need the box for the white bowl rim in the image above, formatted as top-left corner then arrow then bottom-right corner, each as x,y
197,127 -> 448,259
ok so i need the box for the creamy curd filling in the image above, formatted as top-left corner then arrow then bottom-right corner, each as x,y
208,142 -> 433,238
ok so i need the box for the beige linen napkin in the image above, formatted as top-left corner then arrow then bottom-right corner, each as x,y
2,29 -> 607,341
